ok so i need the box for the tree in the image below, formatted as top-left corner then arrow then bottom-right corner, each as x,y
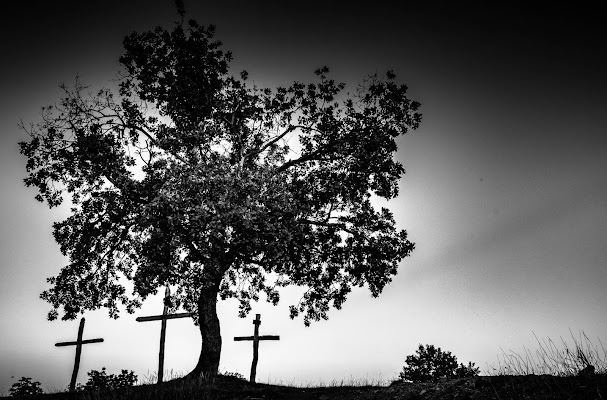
399,344 -> 480,383
19,18 -> 421,378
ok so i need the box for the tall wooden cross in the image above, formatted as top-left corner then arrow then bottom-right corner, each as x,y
55,317 -> 104,392
135,287 -> 195,384
234,314 -> 280,383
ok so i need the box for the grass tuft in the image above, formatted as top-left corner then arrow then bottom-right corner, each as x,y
489,330 -> 607,377
279,373 -> 391,388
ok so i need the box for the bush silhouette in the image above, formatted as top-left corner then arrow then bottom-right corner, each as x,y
9,377 -> 43,397
400,344 -> 480,383
81,367 -> 137,391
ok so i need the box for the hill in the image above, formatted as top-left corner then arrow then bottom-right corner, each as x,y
3,373 -> 606,399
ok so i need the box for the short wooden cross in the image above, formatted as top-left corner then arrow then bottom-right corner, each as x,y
136,287 -> 195,384
55,317 -> 104,392
234,313 -> 280,383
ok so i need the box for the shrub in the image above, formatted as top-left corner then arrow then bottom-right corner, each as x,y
82,367 -> 138,391
456,361 -> 482,378
9,377 -> 43,397
400,344 -> 480,383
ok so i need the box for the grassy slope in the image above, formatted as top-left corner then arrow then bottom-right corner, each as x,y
3,373 -> 607,400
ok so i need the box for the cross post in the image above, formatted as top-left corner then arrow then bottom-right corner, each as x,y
234,314 -> 280,383
55,317 -> 104,392
135,287 -> 195,384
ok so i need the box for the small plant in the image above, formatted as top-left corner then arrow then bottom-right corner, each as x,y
81,367 -> 138,391
220,371 -> 247,381
9,377 -> 43,397
399,344 -> 480,383
455,361 -> 481,378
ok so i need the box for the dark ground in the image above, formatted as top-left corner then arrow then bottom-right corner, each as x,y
3,373 -> 606,399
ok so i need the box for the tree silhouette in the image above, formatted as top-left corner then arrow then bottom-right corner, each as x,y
19,19 -> 421,378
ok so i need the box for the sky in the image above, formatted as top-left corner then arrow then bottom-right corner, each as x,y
1,1 -> 606,394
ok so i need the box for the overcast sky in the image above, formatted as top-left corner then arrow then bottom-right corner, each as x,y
1,1 -> 606,393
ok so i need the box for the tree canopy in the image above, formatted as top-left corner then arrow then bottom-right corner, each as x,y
20,18 -> 421,375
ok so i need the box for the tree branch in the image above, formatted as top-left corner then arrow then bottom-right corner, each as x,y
301,219 -> 363,239
275,126 -> 350,172
276,148 -> 343,172
244,124 -> 297,162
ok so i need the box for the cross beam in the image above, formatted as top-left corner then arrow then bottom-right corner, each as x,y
234,335 -> 280,341
135,313 -> 195,322
136,287 -> 195,384
55,317 -> 104,392
234,314 -> 280,383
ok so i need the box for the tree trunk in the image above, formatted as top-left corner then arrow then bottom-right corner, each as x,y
186,279 -> 222,379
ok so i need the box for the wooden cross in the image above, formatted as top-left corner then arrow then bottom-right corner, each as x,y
55,317 -> 104,392
135,287 -> 195,384
234,314 -> 280,383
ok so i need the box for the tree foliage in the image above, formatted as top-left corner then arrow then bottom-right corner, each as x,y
19,18 -> 421,329
400,344 -> 480,383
